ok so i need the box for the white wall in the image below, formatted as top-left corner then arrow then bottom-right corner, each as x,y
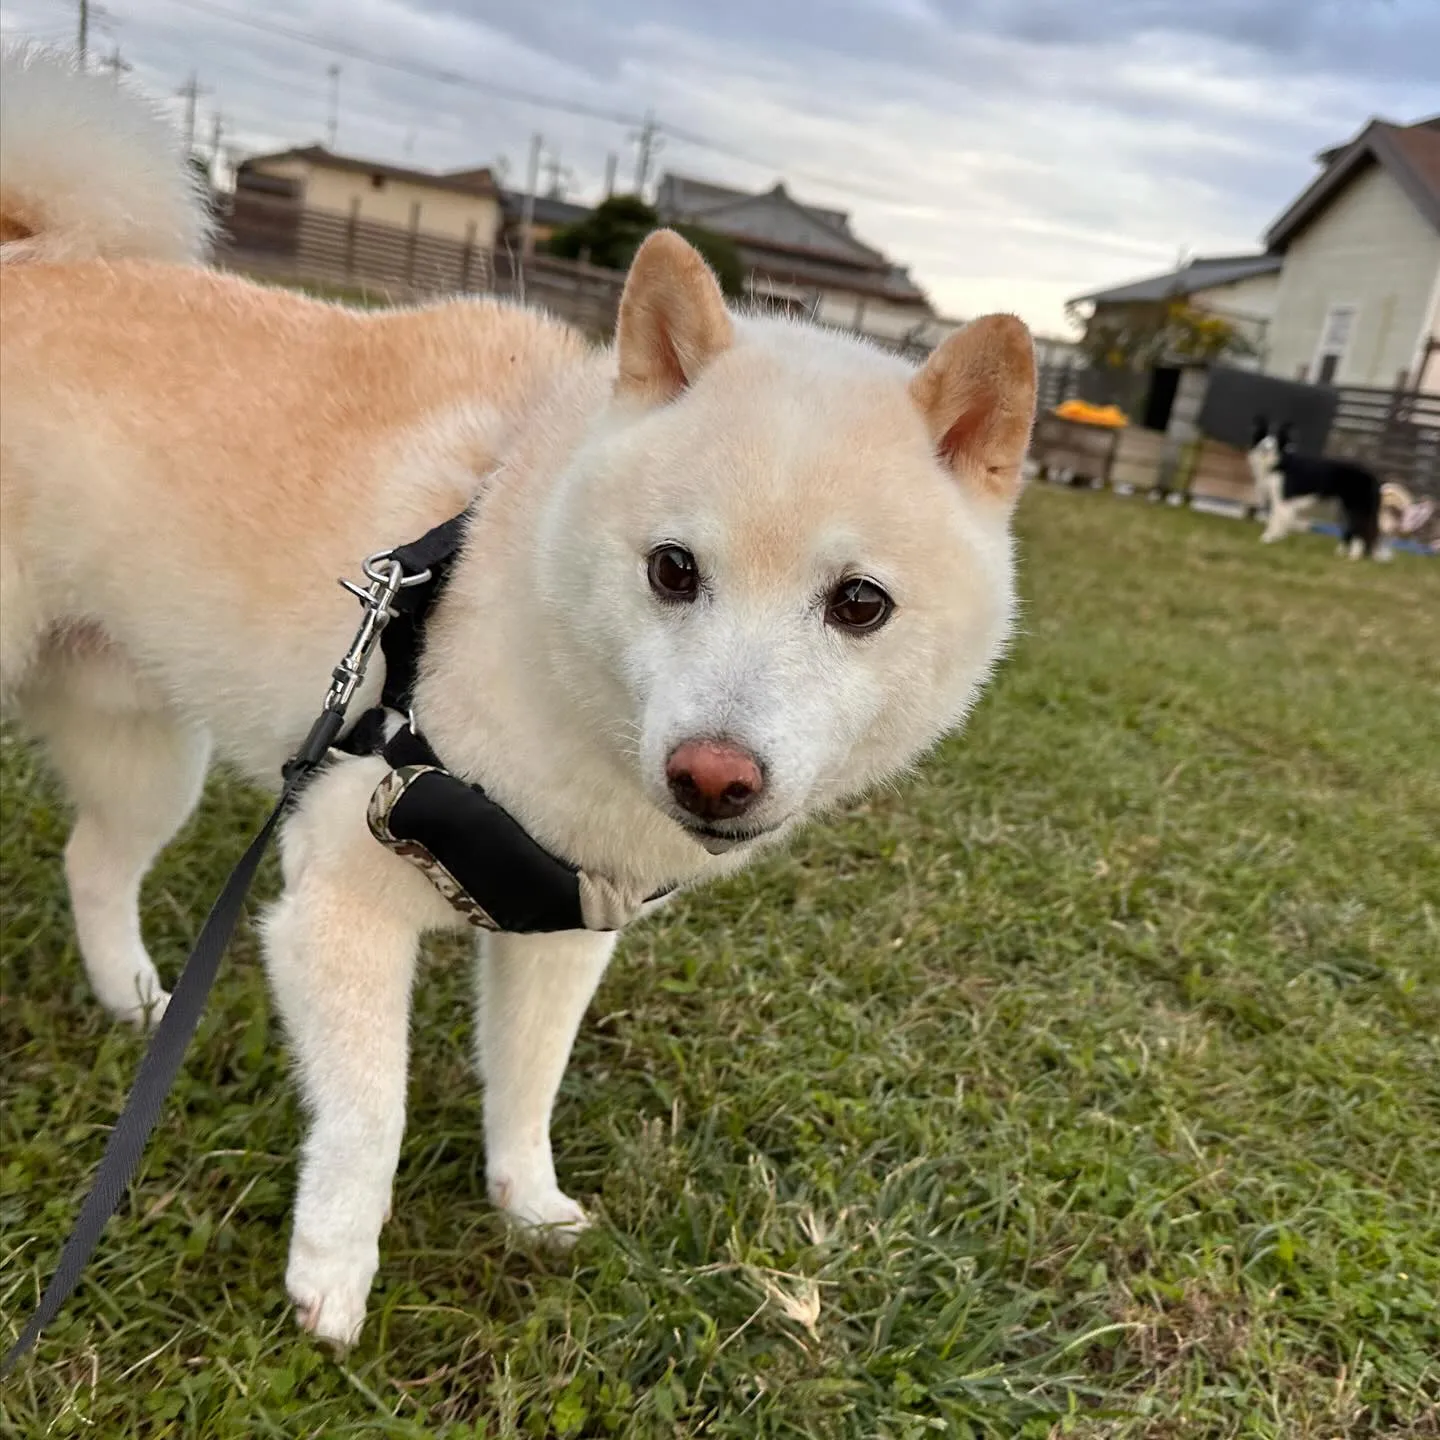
1265,163 -> 1440,388
1189,269 -> 1279,322
812,291 -> 934,341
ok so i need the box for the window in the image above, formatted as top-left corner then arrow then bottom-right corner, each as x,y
1313,303 -> 1356,386
370,173 -> 386,191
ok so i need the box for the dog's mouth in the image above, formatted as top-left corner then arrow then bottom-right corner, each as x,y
673,816 -> 778,854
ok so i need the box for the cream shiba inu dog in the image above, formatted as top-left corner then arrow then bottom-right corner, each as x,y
0,47 -> 1036,1347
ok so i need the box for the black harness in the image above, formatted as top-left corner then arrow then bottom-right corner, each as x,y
1,510 -> 670,1375
337,512 -> 672,933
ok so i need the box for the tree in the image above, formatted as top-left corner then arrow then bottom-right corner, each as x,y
1065,295 -> 1258,417
546,195 -> 746,297
1070,296 -> 1257,374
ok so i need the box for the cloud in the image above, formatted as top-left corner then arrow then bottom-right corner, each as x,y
1,0 -> 1433,331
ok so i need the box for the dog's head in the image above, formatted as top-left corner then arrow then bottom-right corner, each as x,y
1379,481 -> 1414,537
537,230 -> 1035,852
1247,414 -> 1280,482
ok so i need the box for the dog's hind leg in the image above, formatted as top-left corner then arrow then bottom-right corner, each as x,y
15,640 -> 209,1026
476,927 -> 617,1239
1358,503 -> 1382,560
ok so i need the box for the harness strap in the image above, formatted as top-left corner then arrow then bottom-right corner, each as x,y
377,513 -> 468,715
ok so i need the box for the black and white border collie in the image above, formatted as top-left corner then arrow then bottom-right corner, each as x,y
1246,419 -> 1386,559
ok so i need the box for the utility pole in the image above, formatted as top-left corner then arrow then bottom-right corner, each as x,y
176,72 -> 208,153
521,131 -> 542,258
326,63 -> 341,149
77,0 -> 88,64
542,149 -> 569,198
209,111 -> 224,179
602,152 -> 617,198
97,44 -> 129,80
630,109 -> 660,197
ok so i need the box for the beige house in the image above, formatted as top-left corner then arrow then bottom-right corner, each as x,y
1263,116 -> 1440,391
236,146 -> 503,250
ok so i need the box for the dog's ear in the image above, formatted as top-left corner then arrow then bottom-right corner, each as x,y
614,229 -> 733,406
1276,421 -> 1295,451
908,314 -> 1037,504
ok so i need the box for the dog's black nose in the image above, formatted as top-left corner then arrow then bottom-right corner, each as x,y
666,740 -> 763,821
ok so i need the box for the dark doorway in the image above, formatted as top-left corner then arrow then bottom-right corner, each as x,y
1142,366 -> 1181,431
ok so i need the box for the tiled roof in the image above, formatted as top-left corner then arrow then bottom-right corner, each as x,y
1266,117 -> 1440,248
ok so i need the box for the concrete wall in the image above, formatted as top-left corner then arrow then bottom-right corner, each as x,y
1266,164 -> 1440,388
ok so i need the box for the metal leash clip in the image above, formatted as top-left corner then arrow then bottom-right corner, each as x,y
330,549 -> 432,713
281,549 -> 433,784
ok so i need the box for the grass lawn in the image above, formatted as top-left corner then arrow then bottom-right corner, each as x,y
2,485 -> 1437,1438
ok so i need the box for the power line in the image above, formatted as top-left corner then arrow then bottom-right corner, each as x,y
151,0 -> 647,130
45,0 -> 917,210
658,120 -> 909,208
148,0 -> 904,204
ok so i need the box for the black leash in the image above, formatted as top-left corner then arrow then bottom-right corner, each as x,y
1,793 -> 290,1378
2,503 -> 672,1374
0,521 -> 456,1379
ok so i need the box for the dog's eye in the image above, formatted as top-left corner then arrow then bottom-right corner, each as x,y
827,577 -> 893,633
647,545 -> 700,602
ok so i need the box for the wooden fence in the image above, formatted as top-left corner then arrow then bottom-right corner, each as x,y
218,189 -> 493,294
1327,384 -> 1440,499
1027,363 -> 1440,502
213,192 -> 961,354
213,199 -> 1440,503
215,190 -> 628,335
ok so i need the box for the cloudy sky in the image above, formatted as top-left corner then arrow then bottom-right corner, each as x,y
3,0 -> 1436,332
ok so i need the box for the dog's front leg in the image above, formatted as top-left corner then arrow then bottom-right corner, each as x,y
476,928 -> 618,1241
261,758 -> 456,1348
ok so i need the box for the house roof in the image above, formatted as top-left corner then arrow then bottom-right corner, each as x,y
741,244 -> 930,303
240,146 -> 499,197
1069,253 -> 1282,308
656,172 -> 886,268
658,173 -> 851,232
498,190 -> 592,228
1266,116 -> 1440,249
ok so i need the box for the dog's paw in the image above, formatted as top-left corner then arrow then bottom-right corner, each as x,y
490,1177 -> 590,1248
109,985 -> 170,1031
285,1236 -> 377,1350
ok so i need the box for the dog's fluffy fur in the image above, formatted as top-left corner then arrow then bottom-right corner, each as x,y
0,46 -> 1038,1347
1247,417 -> 1384,559
1380,480 -> 1440,553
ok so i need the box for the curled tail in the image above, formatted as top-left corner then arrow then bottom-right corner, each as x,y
0,43 -> 212,264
